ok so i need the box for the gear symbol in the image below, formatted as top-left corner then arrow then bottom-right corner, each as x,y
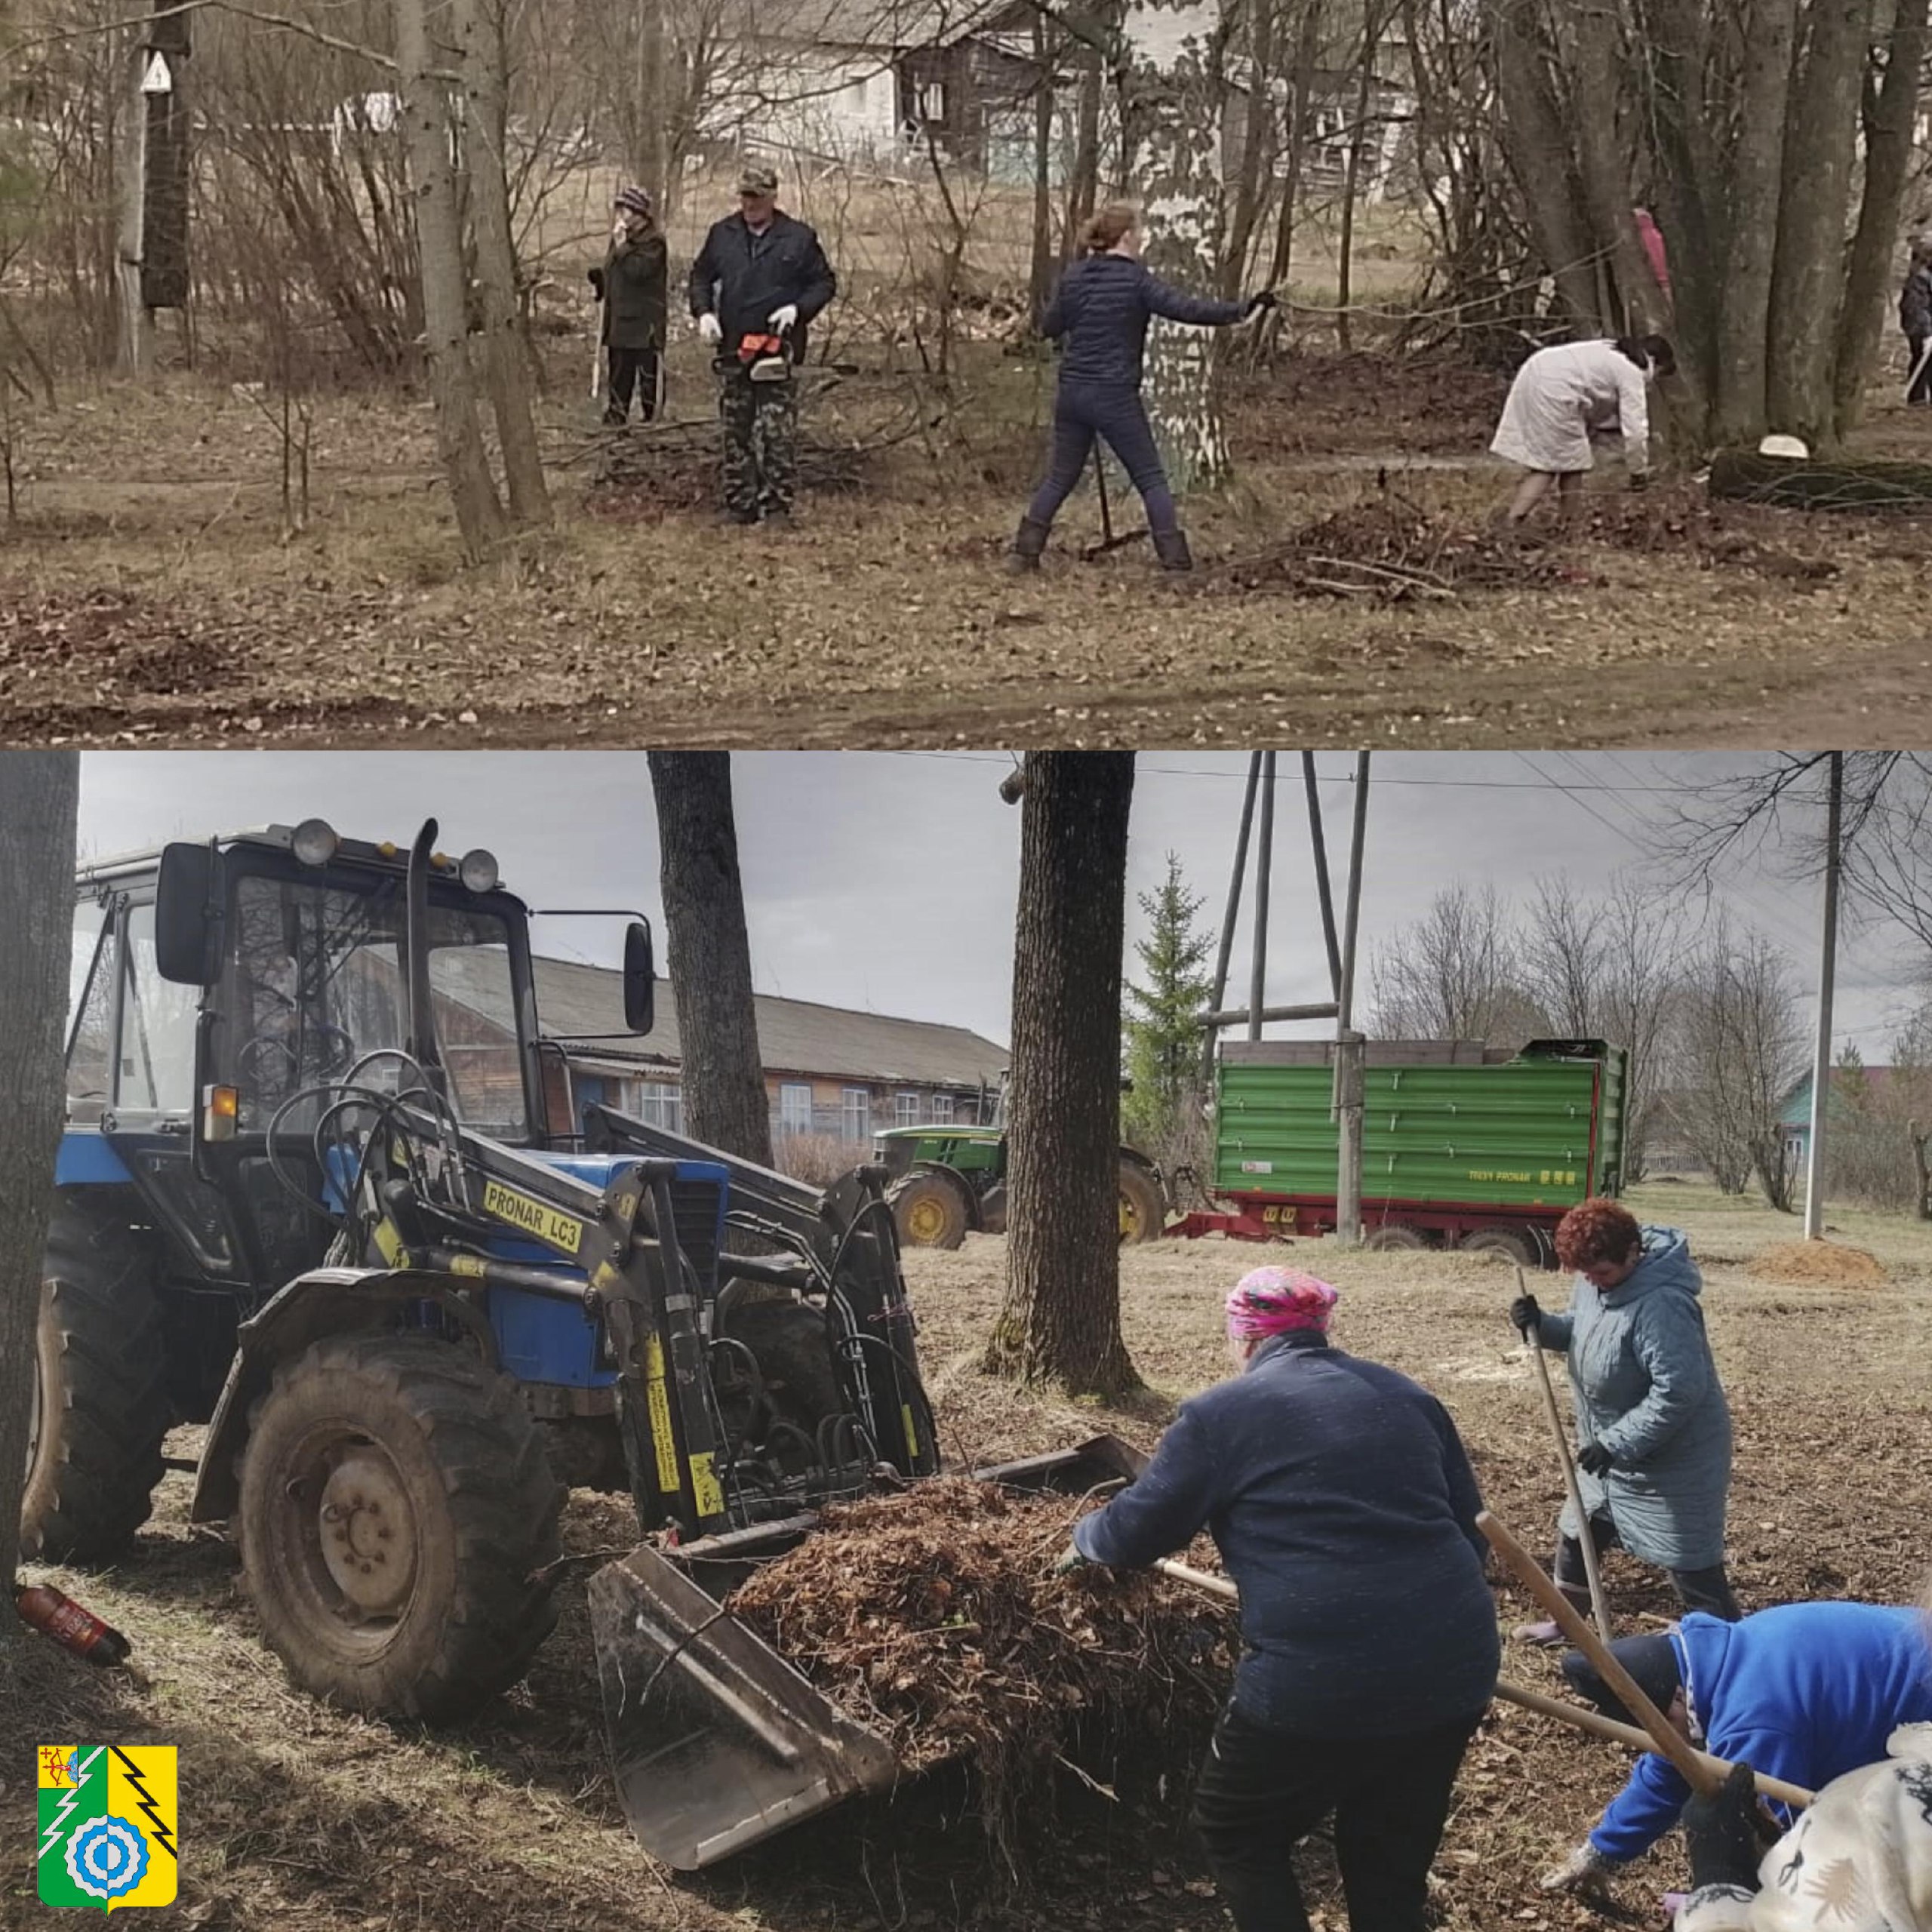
65,1815 -> 149,1900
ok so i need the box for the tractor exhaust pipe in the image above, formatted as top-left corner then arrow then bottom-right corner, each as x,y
403,819 -> 448,1098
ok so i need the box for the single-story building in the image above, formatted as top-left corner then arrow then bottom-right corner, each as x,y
701,0 -> 1040,173
437,951 -> 1008,1147
1777,1064 -> 1903,1164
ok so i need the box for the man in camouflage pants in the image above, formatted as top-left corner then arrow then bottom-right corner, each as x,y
688,162 -> 837,526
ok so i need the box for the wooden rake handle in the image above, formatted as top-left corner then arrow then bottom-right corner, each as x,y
1478,1508 -> 1723,1796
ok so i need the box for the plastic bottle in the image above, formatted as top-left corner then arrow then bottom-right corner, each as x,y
12,1582 -> 131,1666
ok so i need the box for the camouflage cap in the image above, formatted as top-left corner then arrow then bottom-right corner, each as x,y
737,161 -> 780,195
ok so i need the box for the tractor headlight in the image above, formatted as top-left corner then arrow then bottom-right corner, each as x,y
458,848 -> 500,893
291,818 -> 339,866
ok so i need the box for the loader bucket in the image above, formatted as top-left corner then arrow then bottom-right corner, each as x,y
590,1433 -> 1150,1868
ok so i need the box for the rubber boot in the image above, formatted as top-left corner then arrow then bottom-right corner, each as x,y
1152,526 -> 1194,572
1005,515 -> 1050,575
1513,1583 -> 1594,1647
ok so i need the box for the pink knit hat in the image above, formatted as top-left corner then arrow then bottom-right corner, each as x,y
1225,1266 -> 1340,1340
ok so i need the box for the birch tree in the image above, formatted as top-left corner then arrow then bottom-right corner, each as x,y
395,0 -> 506,561
1120,0 -> 1229,491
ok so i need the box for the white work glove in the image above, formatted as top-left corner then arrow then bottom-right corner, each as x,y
697,312 -> 722,344
1540,1841 -> 1624,1895
768,303 -> 798,332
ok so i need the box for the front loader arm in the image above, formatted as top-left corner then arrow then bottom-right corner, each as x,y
349,1102 -> 730,1539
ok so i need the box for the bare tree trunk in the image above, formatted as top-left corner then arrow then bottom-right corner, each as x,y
1556,0 -> 1664,335
1221,0 -> 1278,295
1266,0 -> 1324,288
985,752 -> 1141,1397
1910,1119 -> 1931,1219
1029,15 -> 1057,315
1065,38 -> 1103,258
0,751 -> 80,1609
1334,7 -> 1383,352
465,0 -> 549,529
646,752 -> 774,1168
634,0 -> 667,209
1490,0 -> 1602,327
395,0 -> 505,562
1124,0 -> 1230,491
1712,0 -> 1798,441
1767,0 -> 1875,448
1832,0 -> 1932,432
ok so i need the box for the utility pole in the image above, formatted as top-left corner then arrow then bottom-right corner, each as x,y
116,5 -> 191,375
1201,753 -> 1262,1086
1332,752 -> 1371,1248
115,30 -> 152,375
1803,752 -> 1843,1240
1247,752 -> 1276,1042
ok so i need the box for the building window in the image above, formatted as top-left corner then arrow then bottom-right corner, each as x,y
779,1083 -> 813,1136
633,1079 -> 681,1133
842,1088 -> 870,1142
930,1092 -> 954,1123
894,1091 -> 921,1126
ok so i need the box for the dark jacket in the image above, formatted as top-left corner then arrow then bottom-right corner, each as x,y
687,210 -> 836,364
1072,1331 -> 1500,1737
600,228 -> 668,351
1902,262 -> 1932,339
1041,254 -> 1247,389
1590,1604 -> 1932,1861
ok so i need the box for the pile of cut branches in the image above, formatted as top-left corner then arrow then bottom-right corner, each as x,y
1211,500 -> 1571,602
727,1478 -> 1235,1864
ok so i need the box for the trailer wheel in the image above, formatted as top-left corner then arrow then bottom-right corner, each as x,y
237,1333 -> 562,1722
888,1170 -> 971,1249
1460,1226 -> 1538,1269
1118,1161 -> 1166,1245
1364,1223 -> 1428,1252
23,1195 -> 172,1564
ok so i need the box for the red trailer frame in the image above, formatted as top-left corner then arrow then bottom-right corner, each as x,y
1168,1195 -> 1563,1266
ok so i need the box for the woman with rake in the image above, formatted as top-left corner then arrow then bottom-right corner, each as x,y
1054,1266 -> 1500,1932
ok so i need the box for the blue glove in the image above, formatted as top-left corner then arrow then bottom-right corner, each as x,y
1052,1541 -> 1091,1577
1577,1440 -> 1614,1477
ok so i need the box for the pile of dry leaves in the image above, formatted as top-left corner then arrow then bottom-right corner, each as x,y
1210,499 -> 1573,602
727,1478 -> 1235,1859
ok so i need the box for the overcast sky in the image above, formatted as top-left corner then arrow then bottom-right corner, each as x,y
75,751 -> 1924,1058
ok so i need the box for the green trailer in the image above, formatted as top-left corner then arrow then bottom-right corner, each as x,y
1177,1038 -> 1627,1269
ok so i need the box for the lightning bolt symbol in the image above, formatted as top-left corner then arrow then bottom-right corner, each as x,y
110,1749 -> 177,1860
38,1748 -> 100,1864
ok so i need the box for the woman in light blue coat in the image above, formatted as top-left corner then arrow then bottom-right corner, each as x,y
1509,1196 -> 1739,1643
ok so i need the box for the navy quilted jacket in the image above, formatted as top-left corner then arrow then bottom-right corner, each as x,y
1041,254 -> 1247,387
1072,1331 -> 1501,1737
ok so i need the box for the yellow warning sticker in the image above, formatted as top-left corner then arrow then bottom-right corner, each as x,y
482,1180 -> 581,1253
644,1334 -> 679,1497
689,1454 -> 724,1520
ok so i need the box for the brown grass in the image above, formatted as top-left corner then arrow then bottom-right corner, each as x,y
5,345 -> 1932,749
6,1180 -> 1928,1930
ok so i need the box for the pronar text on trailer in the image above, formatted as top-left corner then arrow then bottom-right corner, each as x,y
1175,1038 -> 1626,1269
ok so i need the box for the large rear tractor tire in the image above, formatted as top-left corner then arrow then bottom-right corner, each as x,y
1364,1223 -> 1428,1253
888,1170 -> 971,1250
1460,1226 -> 1537,1269
1118,1161 -> 1166,1245
237,1334 -> 563,1722
23,1195 -> 172,1564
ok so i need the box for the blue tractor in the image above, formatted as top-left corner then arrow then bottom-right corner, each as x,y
25,816 -> 1158,1864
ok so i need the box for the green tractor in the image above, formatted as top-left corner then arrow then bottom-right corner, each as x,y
872,1120 -> 1167,1250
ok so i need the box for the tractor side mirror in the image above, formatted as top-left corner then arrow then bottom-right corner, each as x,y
623,920 -> 655,1033
155,842 -> 222,985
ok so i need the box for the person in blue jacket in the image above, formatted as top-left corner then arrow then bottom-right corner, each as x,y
1542,1603 -> 1932,1895
1055,1266 -> 1500,1932
1007,200 -> 1276,576
1510,1196 -> 1738,1640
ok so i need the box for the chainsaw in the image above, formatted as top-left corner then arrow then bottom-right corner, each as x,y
737,331 -> 791,383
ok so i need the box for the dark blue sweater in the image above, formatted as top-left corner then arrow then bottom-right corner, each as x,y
1041,254 -> 1247,388
1073,1332 -> 1501,1737
1590,1603 -> 1932,1860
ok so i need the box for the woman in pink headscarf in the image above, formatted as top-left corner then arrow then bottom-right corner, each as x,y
1058,1266 -> 1500,1932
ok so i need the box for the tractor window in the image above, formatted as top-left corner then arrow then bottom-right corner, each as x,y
220,872 -> 528,1138
66,899 -> 113,1122
117,903 -> 201,1115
